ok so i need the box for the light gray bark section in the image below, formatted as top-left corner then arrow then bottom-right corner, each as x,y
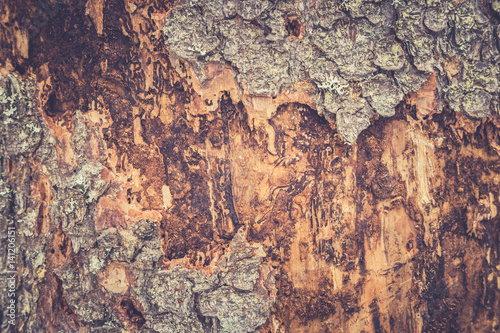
163,0 -> 500,143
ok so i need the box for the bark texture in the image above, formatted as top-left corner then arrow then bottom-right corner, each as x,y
1,0 -> 500,332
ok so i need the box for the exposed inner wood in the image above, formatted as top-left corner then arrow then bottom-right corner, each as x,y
0,0 -> 499,332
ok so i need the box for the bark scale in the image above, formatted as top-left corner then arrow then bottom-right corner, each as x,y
0,0 -> 500,332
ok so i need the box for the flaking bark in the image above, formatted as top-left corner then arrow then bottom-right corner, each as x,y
1,0 -> 500,332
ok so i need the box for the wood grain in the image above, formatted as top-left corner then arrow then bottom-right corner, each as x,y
1,0 -> 499,331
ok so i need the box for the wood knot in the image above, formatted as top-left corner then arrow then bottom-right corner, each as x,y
406,240 -> 414,251
285,14 -> 304,39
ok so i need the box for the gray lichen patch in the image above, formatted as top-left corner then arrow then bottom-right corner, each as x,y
52,217 -> 276,332
373,37 -> 406,71
424,6 -> 449,32
145,271 -> 197,316
309,59 -> 345,94
0,72 -> 42,157
199,286 -> 272,333
335,99 -> 374,145
161,6 -> 220,61
91,219 -> 164,270
311,19 -> 381,81
236,0 -> 270,20
52,220 -> 160,327
0,178 -> 12,218
0,71 -> 60,332
162,0 -> 500,143
394,63 -> 431,96
218,19 -> 292,96
55,260 -> 111,326
130,228 -> 275,333
461,90 -> 492,118
51,158 -> 109,253
38,110 -> 113,254
361,74 -> 403,118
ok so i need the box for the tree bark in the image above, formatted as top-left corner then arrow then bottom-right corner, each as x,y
1,0 -> 500,332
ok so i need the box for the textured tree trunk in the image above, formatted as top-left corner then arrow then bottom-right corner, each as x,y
1,0 -> 500,332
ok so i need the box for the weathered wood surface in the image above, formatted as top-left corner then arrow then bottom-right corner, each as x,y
1,0 -> 500,332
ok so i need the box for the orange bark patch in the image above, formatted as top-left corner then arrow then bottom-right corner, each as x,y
98,262 -> 130,294
408,71 -> 438,119
95,197 -> 127,232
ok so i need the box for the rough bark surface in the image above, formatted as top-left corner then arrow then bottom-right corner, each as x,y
1,0 -> 500,332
